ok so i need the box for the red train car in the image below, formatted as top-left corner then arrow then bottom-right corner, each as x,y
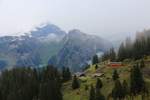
107,62 -> 123,68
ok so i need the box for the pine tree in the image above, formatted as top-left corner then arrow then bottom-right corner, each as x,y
62,67 -> 71,82
85,84 -> 89,91
39,66 -> 62,100
89,85 -> 95,100
95,78 -> 103,90
102,51 -> 109,61
133,39 -> 142,59
92,55 -> 99,65
130,64 -> 145,95
109,47 -> 116,61
95,89 -> 105,100
62,67 -> 66,81
140,59 -> 145,68
147,37 -> 150,55
118,42 -> 126,61
72,75 -> 80,89
112,69 -> 119,81
95,65 -> 98,70
39,80 -> 62,100
101,48 -> 116,61
122,80 -> 129,98
112,80 -> 124,100
0,90 -> 2,100
125,37 -> 132,59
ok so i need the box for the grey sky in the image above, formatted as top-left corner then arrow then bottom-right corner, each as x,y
0,0 -> 150,38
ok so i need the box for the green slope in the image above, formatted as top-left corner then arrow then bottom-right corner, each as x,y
63,59 -> 150,100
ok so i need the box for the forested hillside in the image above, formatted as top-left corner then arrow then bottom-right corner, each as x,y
0,66 -> 63,100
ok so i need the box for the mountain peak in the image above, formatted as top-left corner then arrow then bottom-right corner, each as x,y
30,24 -> 66,37
68,29 -> 87,38
69,29 -> 81,34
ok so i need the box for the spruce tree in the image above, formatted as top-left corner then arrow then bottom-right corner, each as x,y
95,64 -> 98,70
112,69 -> 119,81
122,80 -> 129,98
72,75 -> 80,89
109,47 -> 116,61
62,67 -> 66,82
118,42 -> 126,61
125,37 -> 132,59
39,80 -> 62,100
92,55 -> 99,65
140,59 -> 145,68
89,85 -> 95,100
112,80 -> 124,100
62,67 -> 71,82
130,64 -> 145,95
102,51 -> 109,61
95,89 -> 105,100
39,66 -> 62,100
66,67 -> 71,81
0,90 -> 2,100
85,84 -> 89,91
96,78 -> 103,90
147,37 -> 150,55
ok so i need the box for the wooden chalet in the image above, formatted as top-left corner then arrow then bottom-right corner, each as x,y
92,73 -> 104,77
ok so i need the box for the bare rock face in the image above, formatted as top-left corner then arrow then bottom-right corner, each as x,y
49,29 -> 112,71
0,24 -> 66,69
0,24 -> 112,71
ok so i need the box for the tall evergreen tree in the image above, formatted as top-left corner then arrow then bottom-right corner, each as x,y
101,51 -> 109,61
85,84 -> 89,91
140,59 -> 145,68
95,64 -> 98,70
124,37 -> 133,59
147,36 -> 150,55
39,65 -> 62,100
62,67 -> 71,82
109,47 -> 116,61
0,90 -> 2,100
62,67 -> 66,81
95,89 -> 105,100
112,80 -> 124,100
112,69 -> 119,81
122,80 -> 129,98
92,55 -> 99,65
101,48 -> 116,61
89,85 -> 95,100
130,64 -> 145,95
39,80 -> 62,100
118,42 -> 126,61
72,75 -> 80,89
95,78 -> 103,90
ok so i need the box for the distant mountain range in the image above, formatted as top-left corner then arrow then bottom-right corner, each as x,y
0,24 -> 112,71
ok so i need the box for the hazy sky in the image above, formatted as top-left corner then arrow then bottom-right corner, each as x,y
0,0 -> 150,38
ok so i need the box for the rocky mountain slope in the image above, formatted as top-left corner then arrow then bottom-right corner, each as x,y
0,24 -> 112,71
49,30 -> 112,71
0,24 -> 66,69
